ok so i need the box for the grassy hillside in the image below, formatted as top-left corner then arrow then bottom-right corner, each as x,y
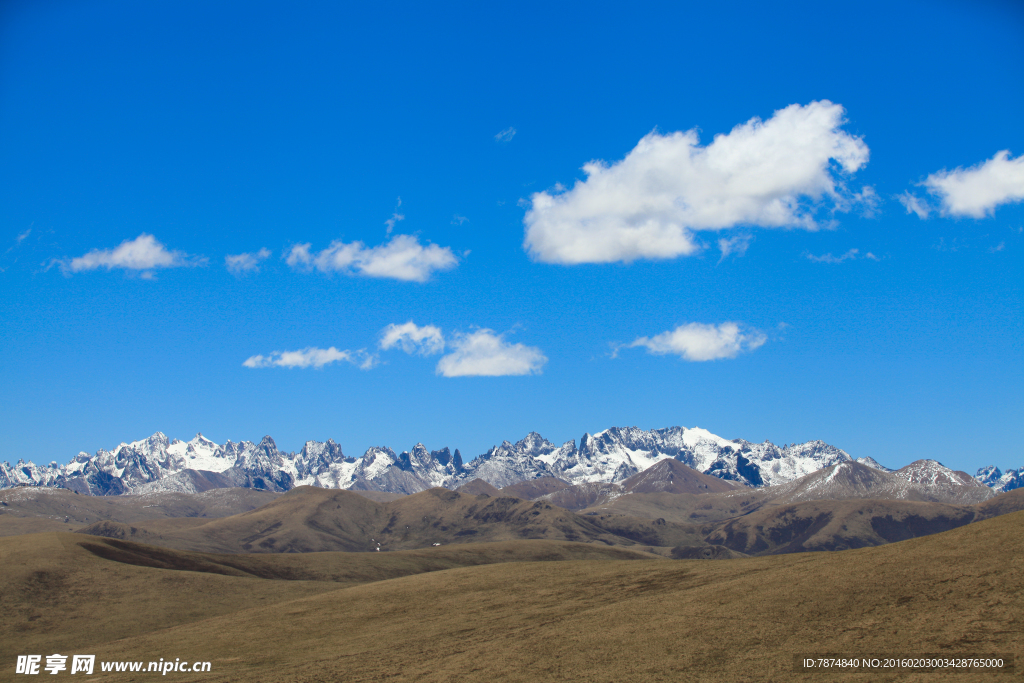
0,533 -> 657,659
5,509 -> 1018,682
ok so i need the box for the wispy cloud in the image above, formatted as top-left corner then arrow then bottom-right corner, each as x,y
806,248 -> 860,264
452,215 -> 469,225
850,186 -> 880,218
523,101 -> 869,264
494,127 -> 516,143
898,191 -> 931,219
58,234 -> 204,275
717,234 -> 752,262
225,248 -> 271,275
380,321 -> 445,355
3,227 -> 32,261
384,198 -> 405,235
285,234 -> 457,282
622,322 -> 766,362
243,347 -> 377,370
436,329 -> 546,377
932,237 -> 962,253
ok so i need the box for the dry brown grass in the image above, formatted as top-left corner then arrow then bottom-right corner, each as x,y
0,533 -> 333,658
3,510 -> 1019,682
0,533 -> 656,665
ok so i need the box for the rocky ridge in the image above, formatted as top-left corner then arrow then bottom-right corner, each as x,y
0,426 -> 1017,497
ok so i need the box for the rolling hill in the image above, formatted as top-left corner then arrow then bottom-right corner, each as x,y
74,486 -> 708,554
4,509 -> 1019,682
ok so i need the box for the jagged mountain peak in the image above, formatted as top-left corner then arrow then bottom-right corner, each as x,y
519,431 -> 551,447
975,465 -> 1023,493
3,424 -> 1015,499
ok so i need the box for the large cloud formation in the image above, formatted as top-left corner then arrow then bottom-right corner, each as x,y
286,235 -> 457,282
523,101 -> 869,264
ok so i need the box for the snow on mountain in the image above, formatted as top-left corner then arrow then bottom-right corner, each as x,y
294,439 -> 349,482
228,436 -> 295,491
131,469 -> 242,495
975,465 -> 1023,493
0,459 -> 65,488
538,427 -> 853,488
462,433 -> 568,488
1,425 -> 1017,498
166,433 -> 233,473
894,459 -> 986,489
767,461 -> 995,505
855,456 -> 893,472
452,426 -> 822,488
346,445 -> 464,494
557,428 -> 677,483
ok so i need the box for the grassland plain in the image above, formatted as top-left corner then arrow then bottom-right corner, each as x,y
0,487 -> 281,537
3,511 -> 1020,683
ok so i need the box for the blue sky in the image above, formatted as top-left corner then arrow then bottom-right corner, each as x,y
1,0 -> 1021,474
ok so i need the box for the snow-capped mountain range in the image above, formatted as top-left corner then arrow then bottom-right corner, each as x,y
0,426 -> 1018,497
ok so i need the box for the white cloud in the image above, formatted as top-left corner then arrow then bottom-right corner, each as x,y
625,322 -> 766,362
523,101 -> 869,264
225,248 -> 271,275
380,322 -> 445,355
806,248 -> 859,264
922,150 -> 1024,218
898,191 -> 931,219
285,234 -> 457,282
15,228 -> 31,245
495,127 -> 516,143
243,347 -> 377,370
62,234 -> 202,273
436,329 -> 547,377
717,234 -> 752,262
